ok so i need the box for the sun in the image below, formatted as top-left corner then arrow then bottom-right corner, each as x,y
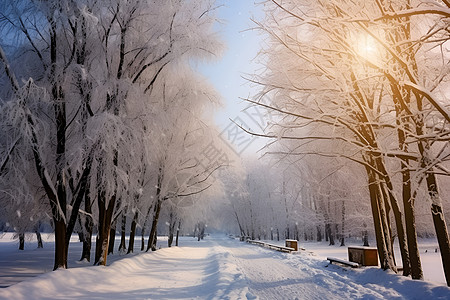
357,34 -> 378,59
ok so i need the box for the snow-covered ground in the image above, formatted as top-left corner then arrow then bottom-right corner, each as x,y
0,233 -> 449,299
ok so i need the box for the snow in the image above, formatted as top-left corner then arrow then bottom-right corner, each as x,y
0,233 -> 449,299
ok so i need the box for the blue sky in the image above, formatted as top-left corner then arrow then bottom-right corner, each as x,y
199,1 -> 266,155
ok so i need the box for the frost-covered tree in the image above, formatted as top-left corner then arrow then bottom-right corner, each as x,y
142,68 -> 233,251
0,0 -> 224,269
247,0 -> 450,282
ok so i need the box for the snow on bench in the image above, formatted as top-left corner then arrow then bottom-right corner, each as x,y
327,257 -> 360,268
265,243 -> 295,253
246,240 -> 295,253
247,240 -> 266,246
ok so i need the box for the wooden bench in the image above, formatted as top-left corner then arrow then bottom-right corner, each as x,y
266,243 -> 295,253
247,240 -> 266,246
247,240 -> 295,253
327,257 -> 360,268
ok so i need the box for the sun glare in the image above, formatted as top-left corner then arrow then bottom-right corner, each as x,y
357,34 -> 378,60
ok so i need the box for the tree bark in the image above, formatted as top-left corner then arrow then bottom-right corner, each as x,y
197,222 -> 205,241
80,186 -> 93,262
19,233 -> 24,250
147,168 -> 164,252
376,156 -> 410,276
175,220 -> 181,247
118,213 -> 127,252
317,225 -> 322,242
65,154 -> 94,248
141,229 -> 146,252
366,165 -> 396,271
94,191 -> 116,265
363,223 -> 369,246
108,223 -> 116,255
35,223 -> 43,248
401,162 -> 422,279
147,199 -> 162,251
328,225 -> 335,246
127,211 -> 138,254
377,182 -> 397,272
168,211 -> 176,248
53,219 -> 68,269
427,173 -> 450,286
140,205 -> 153,251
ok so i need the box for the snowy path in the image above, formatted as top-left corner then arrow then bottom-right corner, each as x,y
212,238 -> 450,300
1,235 -> 450,299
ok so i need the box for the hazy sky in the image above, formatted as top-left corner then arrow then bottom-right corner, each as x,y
199,1 -> 266,156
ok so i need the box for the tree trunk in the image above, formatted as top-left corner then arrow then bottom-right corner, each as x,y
81,232 -> 92,262
175,221 -> 181,247
328,225 -> 335,246
53,219 -> 68,270
35,223 -> 43,248
363,223 -> 369,246
294,223 -> 299,241
108,223 -> 116,255
376,157 -> 410,276
65,154 -> 93,249
391,88 -> 414,277
147,199 -> 162,252
168,211 -> 176,248
380,182 -> 396,266
140,205 -> 153,251
377,182 -> 397,272
402,164 -> 422,279
232,209 -> 244,239
147,166 -> 164,252
168,232 -> 174,247
118,213 -> 127,252
317,225 -> 322,242
386,179 -> 410,276
94,146 -> 119,266
80,187 -> 93,262
94,192 -> 116,266
366,165 -> 396,271
197,222 -> 205,241
426,173 -> 450,286
51,21 -> 69,271
19,233 -> 24,250
36,231 -> 43,248
141,230 -> 146,252
127,211 -> 138,254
